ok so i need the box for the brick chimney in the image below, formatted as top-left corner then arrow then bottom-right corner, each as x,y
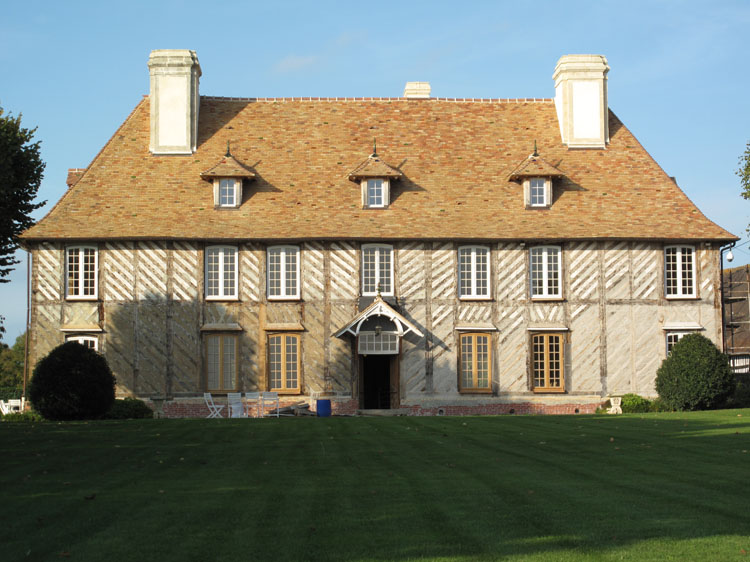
148,49 -> 201,155
553,55 -> 609,149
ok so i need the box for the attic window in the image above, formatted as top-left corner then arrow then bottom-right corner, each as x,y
347,144 -> 402,209
218,179 -> 239,207
508,146 -> 564,210
365,179 -> 388,208
528,178 -> 551,208
200,146 -> 255,209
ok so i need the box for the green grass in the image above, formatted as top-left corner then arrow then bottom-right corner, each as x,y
2,410 -> 750,561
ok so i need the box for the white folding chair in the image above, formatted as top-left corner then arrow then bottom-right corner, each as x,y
227,392 -> 246,418
8,399 -> 22,414
261,392 -> 280,418
0,401 -> 9,415
203,393 -> 225,418
245,392 -> 260,418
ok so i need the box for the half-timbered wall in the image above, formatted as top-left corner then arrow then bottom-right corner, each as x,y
28,240 -> 721,410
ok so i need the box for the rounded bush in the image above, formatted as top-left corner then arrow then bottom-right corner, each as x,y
29,342 -> 115,420
655,333 -> 734,411
104,398 -> 154,419
620,393 -> 651,413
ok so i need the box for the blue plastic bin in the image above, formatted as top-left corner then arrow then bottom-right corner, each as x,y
316,399 -> 331,417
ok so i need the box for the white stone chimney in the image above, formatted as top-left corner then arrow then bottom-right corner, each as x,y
553,55 -> 609,149
148,49 -> 201,155
403,81 -> 431,99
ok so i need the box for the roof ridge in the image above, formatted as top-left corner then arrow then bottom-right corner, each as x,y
201,95 -> 554,103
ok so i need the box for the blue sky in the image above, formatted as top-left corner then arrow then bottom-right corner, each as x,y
2,0 -> 750,342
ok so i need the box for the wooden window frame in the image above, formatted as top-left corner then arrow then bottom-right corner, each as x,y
530,245 -> 562,300
530,332 -> 566,393
528,177 -> 550,207
267,333 -> 302,394
65,245 -> 98,300
664,245 -> 696,299
458,245 -> 490,300
205,245 -> 238,300
215,178 -> 241,208
267,245 -> 300,300
362,178 -> 390,208
361,244 -> 394,296
459,332 -> 492,393
205,333 -> 238,393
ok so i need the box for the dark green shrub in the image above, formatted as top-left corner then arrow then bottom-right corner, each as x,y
725,374 -> 750,409
104,397 -> 154,419
655,334 -> 734,411
1,410 -> 44,422
28,342 -> 115,420
649,397 -> 670,412
620,393 -> 651,413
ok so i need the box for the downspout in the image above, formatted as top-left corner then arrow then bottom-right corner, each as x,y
720,241 -> 737,354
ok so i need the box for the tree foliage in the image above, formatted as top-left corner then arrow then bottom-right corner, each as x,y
738,140 -> 750,202
0,106 -> 45,284
655,333 -> 734,411
29,342 -> 115,420
0,332 -> 25,389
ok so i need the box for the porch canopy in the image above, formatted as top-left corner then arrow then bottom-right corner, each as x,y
333,294 -> 423,339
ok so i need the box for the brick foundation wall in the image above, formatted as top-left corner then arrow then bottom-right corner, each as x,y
150,396 -> 602,418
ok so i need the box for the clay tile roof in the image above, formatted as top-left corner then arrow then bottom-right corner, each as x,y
348,154 -> 403,181
200,153 -> 255,180
20,97 -> 737,243
508,154 -> 564,181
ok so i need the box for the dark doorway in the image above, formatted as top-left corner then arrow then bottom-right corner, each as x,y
362,355 -> 393,409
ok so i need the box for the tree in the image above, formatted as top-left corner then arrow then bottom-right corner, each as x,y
738,141 -> 750,207
0,106 -> 45,338
0,332 -> 25,390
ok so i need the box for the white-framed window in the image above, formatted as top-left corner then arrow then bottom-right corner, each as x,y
664,245 -> 695,298
206,333 -> 237,392
524,178 -> 551,208
218,179 -> 238,207
530,245 -> 562,299
530,178 -> 546,206
65,245 -> 98,300
362,178 -> 389,208
362,244 -> 393,296
267,246 -> 300,299
205,245 -> 238,300
358,332 -> 399,355
458,246 -> 490,299
268,333 -> 301,393
665,331 -> 689,356
65,334 -> 99,351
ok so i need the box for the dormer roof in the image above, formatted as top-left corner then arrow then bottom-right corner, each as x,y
200,152 -> 256,180
348,152 -> 403,182
508,153 -> 564,181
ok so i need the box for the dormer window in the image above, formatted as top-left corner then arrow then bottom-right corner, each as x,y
508,145 -> 564,209
348,143 -> 402,209
528,178 -> 551,208
218,178 -> 239,207
200,145 -> 255,209
365,179 -> 388,208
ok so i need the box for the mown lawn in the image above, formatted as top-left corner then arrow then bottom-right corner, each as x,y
1,409 -> 749,561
